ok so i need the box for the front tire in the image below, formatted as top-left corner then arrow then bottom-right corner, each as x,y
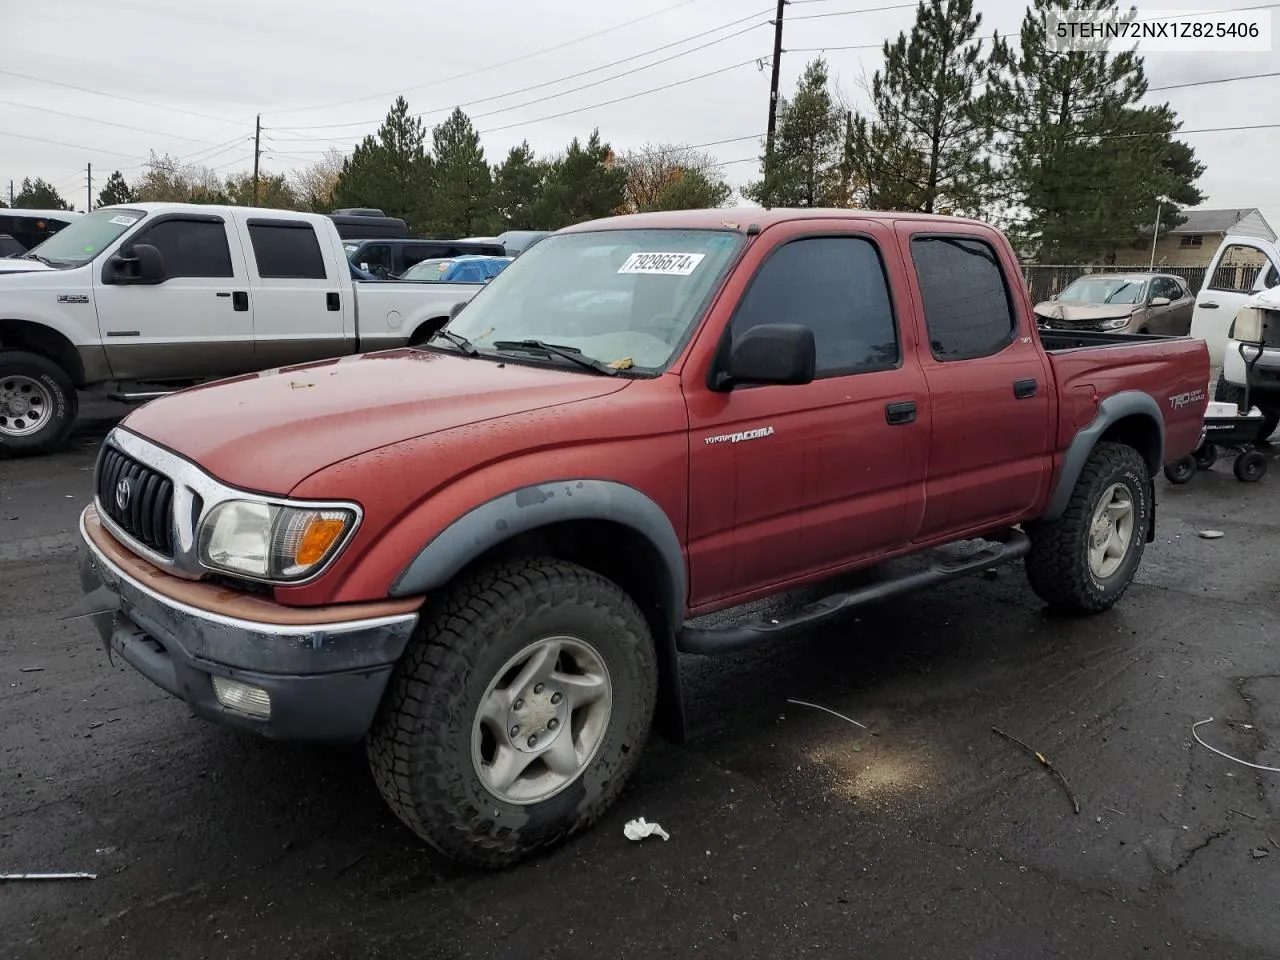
366,557 -> 658,867
1234,450 -> 1268,482
1026,442 -> 1152,613
0,351 -> 78,457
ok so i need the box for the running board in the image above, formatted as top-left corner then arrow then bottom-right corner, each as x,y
676,530 -> 1031,656
107,389 -> 173,402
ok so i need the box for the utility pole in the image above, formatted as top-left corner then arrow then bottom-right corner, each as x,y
6,180 -> 12,206
86,162 -> 92,212
252,114 -> 262,205
763,0 -> 787,207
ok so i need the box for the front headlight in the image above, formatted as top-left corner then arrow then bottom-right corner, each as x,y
197,500 -> 357,582
1100,316 -> 1130,331
1233,307 -> 1264,344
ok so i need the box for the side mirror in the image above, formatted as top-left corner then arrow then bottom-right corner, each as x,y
1150,296 -> 1171,307
718,323 -> 816,389
449,301 -> 467,321
105,243 -> 165,284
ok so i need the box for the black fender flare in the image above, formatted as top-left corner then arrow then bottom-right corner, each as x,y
388,479 -> 689,740
1042,390 -> 1164,522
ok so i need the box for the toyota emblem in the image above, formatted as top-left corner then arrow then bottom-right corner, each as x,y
115,477 -> 131,511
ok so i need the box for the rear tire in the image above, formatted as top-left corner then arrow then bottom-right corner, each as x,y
1164,456 -> 1196,484
1025,442 -> 1152,613
1234,450 -> 1267,482
366,557 -> 658,867
0,351 -> 78,457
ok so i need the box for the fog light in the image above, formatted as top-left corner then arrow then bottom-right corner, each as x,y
211,676 -> 272,719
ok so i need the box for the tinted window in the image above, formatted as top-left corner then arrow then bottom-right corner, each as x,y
911,236 -> 1015,361
1267,265 -> 1280,289
731,236 -> 898,377
1152,277 -> 1180,300
248,223 -> 327,279
135,219 -> 232,278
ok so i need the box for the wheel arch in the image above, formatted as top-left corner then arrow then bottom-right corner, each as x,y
407,316 -> 450,346
389,480 -> 689,741
1043,391 -> 1164,522
0,318 -> 85,386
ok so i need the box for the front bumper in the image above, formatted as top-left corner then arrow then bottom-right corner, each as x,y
77,505 -> 421,742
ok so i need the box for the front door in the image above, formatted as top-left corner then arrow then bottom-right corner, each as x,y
685,224 -> 930,606
92,213 -> 255,381
1190,238 -> 1280,369
898,229 -> 1054,540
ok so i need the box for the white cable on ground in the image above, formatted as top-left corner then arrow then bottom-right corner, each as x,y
1192,717 -> 1280,773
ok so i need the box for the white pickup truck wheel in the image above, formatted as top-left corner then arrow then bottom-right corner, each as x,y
1025,441 -> 1152,613
366,557 -> 658,867
0,351 -> 78,457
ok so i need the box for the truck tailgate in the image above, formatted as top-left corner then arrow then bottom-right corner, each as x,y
1046,335 -> 1210,464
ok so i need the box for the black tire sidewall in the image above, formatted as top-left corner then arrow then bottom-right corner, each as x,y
445,599 -> 653,841
0,352 -> 77,455
1165,457 -> 1195,483
1082,457 -> 1150,601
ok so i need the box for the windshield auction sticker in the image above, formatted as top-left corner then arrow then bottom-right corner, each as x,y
617,252 -> 705,276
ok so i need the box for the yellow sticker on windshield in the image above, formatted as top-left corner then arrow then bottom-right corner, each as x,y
608,358 -> 635,370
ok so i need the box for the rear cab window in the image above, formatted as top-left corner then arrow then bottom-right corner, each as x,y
909,235 -> 1017,361
246,220 -> 328,280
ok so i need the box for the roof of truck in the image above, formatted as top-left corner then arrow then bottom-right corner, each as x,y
557,207 -> 992,233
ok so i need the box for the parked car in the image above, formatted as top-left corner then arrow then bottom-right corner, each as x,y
0,203 -> 496,455
76,208 -> 1208,869
342,238 -> 507,278
327,208 -> 409,242
400,255 -> 511,283
1033,273 -> 1195,335
462,231 -> 552,256
0,208 -> 81,253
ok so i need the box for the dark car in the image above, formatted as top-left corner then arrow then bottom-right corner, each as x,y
344,238 -> 508,279
1033,273 -> 1195,336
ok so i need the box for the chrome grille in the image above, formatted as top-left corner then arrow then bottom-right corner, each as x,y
95,444 -> 176,558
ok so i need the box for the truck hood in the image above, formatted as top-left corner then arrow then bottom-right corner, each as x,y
1243,286 -> 1280,310
0,259 -> 55,274
1033,301 -> 1138,323
119,348 -> 632,494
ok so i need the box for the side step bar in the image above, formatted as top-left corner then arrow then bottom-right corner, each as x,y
106,389 -> 173,402
676,530 -> 1031,656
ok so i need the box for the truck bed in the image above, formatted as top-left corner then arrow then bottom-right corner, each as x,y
1038,329 -> 1187,352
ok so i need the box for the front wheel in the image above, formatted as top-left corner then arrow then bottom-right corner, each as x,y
1025,441 -> 1152,613
0,351 -> 79,457
366,557 -> 658,867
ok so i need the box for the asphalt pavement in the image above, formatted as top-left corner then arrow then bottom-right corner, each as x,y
3,400 -> 1280,960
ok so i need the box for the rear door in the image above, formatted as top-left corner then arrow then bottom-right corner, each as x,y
232,214 -> 353,368
897,228 -> 1055,540
92,211 -> 255,380
1190,236 -> 1280,368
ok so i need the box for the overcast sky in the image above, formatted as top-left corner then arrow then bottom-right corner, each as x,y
3,0 -> 1277,238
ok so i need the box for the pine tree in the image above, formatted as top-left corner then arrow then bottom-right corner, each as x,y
744,58 -> 843,208
14,178 -> 72,210
984,0 -> 1204,260
423,108 -> 492,236
96,170 -> 135,208
534,130 -> 627,228
850,0 -> 991,215
332,96 -> 431,232
490,142 -> 547,230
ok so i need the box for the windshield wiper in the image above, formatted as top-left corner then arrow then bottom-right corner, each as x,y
491,339 -> 620,376
425,328 -> 478,356
21,253 -> 55,266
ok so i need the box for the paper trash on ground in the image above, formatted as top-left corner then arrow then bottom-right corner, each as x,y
623,818 -> 670,842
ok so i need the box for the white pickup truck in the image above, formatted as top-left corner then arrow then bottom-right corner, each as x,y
1188,233 -> 1280,434
0,203 -> 490,456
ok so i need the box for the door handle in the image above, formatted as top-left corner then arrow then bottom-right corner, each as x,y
215,291 -> 230,298
326,292 -> 341,311
1014,378 -> 1038,399
231,291 -> 248,312
1201,302 -> 1219,309
885,400 -> 917,425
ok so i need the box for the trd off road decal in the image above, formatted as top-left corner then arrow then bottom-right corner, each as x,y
1168,388 -> 1205,410
705,426 -> 775,445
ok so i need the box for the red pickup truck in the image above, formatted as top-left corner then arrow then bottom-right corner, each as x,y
76,209 -> 1209,866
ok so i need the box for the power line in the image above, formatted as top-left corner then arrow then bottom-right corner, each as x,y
0,130 -> 143,160
0,97 -> 224,145
264,0 -> 712,117
271,9 -> 773,135
0,68 -> 244,126
1148,70 -> 1280,93
789,3 -> 919,21
478,57 -> 765,136
787,43 -> 884,51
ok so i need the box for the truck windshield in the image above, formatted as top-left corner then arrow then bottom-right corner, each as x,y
1057,276 -> 1146,305
445,228 -> 744,372
22,208 -> 146,266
